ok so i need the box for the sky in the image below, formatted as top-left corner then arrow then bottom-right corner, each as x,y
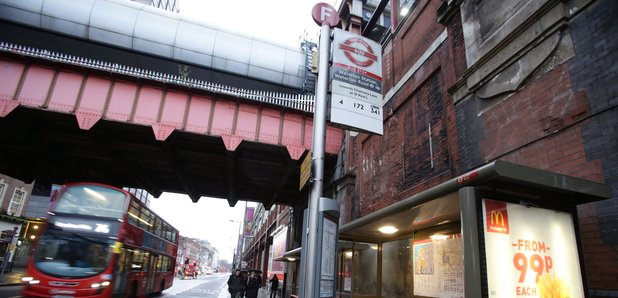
147,0 -> 340,263
176,0 -> 340,47
149,192 -> 252,262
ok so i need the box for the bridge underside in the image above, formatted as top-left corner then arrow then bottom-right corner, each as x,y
0,48 -> 342,209
0,106 -> 337,208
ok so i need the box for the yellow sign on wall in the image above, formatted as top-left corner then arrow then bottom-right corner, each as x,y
299,151 -> 312,190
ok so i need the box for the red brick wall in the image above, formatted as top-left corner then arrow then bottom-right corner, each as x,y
354,0 -> 463,216
453,0 -> 618,291
348,0 -> 618,293
579,202 -> 618,291
476,61 -> 616,289
480,64 -> 600,178
391,0 -> 445,85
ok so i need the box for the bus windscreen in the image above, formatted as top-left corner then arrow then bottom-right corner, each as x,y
34,232 -> 114,278
54,185 -> 128,219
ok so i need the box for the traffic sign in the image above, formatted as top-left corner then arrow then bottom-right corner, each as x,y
330,28 -> 383,135
312,3 -> 339,27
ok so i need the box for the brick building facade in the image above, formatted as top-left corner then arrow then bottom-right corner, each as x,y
332,0 -> 617,296
242,204 -> 291,290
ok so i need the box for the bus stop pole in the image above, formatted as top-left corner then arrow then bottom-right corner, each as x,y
303,23 -> 331,298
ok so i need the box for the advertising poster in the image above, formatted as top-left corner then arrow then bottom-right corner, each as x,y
269,227 -> 287,278
482,199 -> 584,297
244,207 -> 254,237
413,236 -> 464,298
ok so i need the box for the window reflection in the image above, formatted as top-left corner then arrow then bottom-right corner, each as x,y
34,232 -> 113,278
382,239 -> 414,298
54,185 -> 127,219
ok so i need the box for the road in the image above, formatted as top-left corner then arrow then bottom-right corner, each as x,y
0,273 -> 235,298
0,285 -> 20,298
163,273 -> 230,297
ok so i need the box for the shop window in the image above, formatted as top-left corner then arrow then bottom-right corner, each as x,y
382,239 -> 414,298
352,242 -> 378,296
8,187 -> 26,216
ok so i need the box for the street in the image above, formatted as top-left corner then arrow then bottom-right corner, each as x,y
162,273 -> 230,297
0,273 -> 248,298
0,285 -> 20,298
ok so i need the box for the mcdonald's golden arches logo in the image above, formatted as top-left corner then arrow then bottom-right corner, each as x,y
485,200 -> 510,234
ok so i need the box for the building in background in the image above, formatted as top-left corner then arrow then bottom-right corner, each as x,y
0,174 -> 38,269
176,236 -> 218,276
0,174 -> 33,218
241,204 -> 291,295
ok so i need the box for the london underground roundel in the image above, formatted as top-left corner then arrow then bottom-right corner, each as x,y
339,37 -> 378,67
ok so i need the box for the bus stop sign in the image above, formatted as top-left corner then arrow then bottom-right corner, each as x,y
312,3 -> 339,27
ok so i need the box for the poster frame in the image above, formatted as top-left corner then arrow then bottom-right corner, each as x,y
475,189 -> 589,298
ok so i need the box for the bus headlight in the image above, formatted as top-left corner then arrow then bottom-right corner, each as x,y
22,277 -> 40,284
91,281 -> 111,288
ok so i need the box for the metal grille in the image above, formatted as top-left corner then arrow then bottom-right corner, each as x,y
0,42 -> 315,112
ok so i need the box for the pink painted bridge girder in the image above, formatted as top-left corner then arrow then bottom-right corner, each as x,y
0,58 -> 343,160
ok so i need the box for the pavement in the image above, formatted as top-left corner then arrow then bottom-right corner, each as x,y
215,285 -> 271,298
0,266 -> 26,286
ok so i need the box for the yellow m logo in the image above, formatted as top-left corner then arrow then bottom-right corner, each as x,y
490,210 -> 505,226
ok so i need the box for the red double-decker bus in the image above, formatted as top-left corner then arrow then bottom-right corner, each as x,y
22,182 -> 179,297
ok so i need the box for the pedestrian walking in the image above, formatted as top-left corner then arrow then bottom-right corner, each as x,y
227,269 -> 245,298
269,274 -> 279,298
245,271 -> 261,298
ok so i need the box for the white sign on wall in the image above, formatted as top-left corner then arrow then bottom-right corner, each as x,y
330,28 -> 383,135
482,199 -> 584,297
